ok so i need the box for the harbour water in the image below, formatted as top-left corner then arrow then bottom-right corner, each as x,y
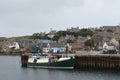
0,56 -> 120,80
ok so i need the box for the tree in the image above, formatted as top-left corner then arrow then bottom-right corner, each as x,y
78,29 -> 94,37
84,39 -> 94,49
107,29 -> 113,32
119,40 -> 120,44
52,35 -> 59,41
67,39 -> 74,43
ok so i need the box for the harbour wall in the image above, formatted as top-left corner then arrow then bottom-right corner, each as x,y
74,54 -> 120,70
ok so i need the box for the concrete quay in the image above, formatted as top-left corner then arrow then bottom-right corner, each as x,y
74,54 -> 120,70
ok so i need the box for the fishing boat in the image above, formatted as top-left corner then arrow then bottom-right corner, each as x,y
27,54 -> 74,69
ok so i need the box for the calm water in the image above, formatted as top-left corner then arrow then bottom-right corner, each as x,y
0,56 -> 120,80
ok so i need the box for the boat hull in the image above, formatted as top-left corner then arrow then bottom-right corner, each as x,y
27,58 -> 74,69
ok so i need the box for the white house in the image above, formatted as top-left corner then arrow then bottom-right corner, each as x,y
42,43 -> 50,53
9,42 -> 20,50
103,42 -> 116,51
42,48 -> 50,53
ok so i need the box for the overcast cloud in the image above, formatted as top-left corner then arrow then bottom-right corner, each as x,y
0,0 -> 120,37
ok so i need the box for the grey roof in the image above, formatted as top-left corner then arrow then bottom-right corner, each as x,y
98,32 -> 113,38
0,37 -> 6,42
102,26 -> 120,29
40,40 -> 52,43
107,43 -> 115,46
78,37 -> 88,43
41,43 -> 49,47
93,35 -> 103,42
50,43 -> 65,48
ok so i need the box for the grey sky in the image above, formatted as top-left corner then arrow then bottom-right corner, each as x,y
0,0 -> 120,37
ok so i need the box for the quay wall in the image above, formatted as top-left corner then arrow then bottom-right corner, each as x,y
74,54 -> 120,70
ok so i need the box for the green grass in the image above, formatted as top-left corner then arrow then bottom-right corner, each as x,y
7,35 -> 34,40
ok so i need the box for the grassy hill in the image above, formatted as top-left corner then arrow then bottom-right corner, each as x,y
7,35 -> 34,40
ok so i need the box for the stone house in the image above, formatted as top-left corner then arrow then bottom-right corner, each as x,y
77,36 -> 88,43
110,38 -> 119,46
98,32 -> 113,42
0,37 -> 6,42
58,36 -> 66,43
67,27 -> 80,32
39,40 -> 51,53
71,43 -> 84,51
101,26 -> 120,34
58,35 -> 76,43
92,34 -> 103,50
50,43 -> 66,53
76,36 -> 88,49
41,43 -> 50,53
65,35 -> 76,41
